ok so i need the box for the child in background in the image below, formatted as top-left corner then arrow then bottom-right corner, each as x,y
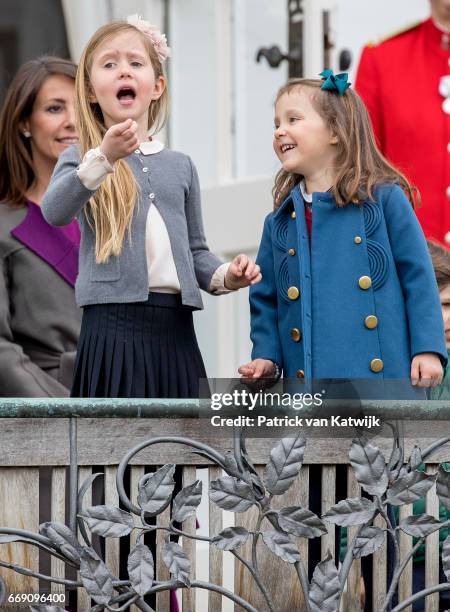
239,73 -> 446,391
428,240 -> 450,399
42,16 -> 260,398
424,240 -> 450,611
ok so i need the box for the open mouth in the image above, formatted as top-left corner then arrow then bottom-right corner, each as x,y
117,86 -> 136,103
280,143 -> 297,153
56,137 -> 78,144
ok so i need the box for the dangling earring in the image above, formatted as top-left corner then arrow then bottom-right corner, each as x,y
22,130 -> 31,138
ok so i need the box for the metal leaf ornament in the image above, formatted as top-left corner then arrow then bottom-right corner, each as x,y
264,434 -> 306,495
277,506 -> 327,538
443,534 -> 450,581
212,527 -> 250,551
320,69 -> 351,95
79,505 -> 135,538
322,497 -> 377,526
386,470 -> 436,506
349,438 -> 388,497
437,464 -> 450,510
261,529 -> 300,564
162,541 -> 191,586
210,476 -> 255,512
172,480 -> 202,523
79,547 -> 114,605
137,464 -> 176,516
353,525 -> 385,558
399,514 -> 442,537
309,551 -> 340,612
127,542 -> 154,596
39,522 -> 83,564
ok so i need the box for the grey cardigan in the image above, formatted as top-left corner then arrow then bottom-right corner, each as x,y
41,146 -> 223,309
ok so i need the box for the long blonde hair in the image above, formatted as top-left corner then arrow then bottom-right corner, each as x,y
273,79 -> 416,210
76,21 -> 169,262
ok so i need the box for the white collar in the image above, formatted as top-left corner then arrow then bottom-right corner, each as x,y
139,139 -> 165,155
299,179 -> 313,203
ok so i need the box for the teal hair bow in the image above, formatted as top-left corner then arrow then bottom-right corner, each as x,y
320,69 -> 351,95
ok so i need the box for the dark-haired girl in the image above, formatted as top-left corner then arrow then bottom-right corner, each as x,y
240,75 -> 446,390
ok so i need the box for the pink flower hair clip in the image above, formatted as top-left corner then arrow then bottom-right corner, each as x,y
126,14 -> 171,62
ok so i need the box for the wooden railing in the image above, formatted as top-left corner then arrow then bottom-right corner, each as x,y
0,400 -> 448,611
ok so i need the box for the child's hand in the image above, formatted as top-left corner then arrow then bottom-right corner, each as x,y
238,359 -> 276,380
410,353 -> 443,387
225,254 -> 261,290
100,118 -> 139,165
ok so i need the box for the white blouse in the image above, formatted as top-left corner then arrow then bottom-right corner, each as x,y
76,140 -> 230,294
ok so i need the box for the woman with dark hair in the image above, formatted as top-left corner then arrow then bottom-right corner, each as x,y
0,56 -> 81,396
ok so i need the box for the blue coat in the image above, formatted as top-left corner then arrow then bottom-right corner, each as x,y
250,183 -> 447,380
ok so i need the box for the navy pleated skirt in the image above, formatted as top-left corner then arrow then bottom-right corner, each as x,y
71,293 -> 207,398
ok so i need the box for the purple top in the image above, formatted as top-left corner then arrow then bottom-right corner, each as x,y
11,201 -> 80,287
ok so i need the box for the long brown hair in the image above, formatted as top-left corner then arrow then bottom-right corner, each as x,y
76,21 -> 169,263
273,78 -> 416,209
0,56 -> 77,207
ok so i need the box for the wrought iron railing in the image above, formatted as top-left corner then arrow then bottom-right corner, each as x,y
0,400 -> 448,611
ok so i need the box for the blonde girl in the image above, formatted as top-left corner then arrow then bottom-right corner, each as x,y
43,17 -> 260,397
239,73 -> 446,391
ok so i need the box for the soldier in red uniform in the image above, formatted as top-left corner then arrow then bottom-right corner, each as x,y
356,0 -> 450,247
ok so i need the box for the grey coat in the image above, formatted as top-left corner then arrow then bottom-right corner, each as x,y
0,204 -> 81,397
41,146 -> 223,309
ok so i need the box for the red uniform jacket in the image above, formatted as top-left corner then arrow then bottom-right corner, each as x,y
356,18 -> 450,247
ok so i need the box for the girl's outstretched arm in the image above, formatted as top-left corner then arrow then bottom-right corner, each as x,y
41,145 -> 96,226
238,358 -> 277,380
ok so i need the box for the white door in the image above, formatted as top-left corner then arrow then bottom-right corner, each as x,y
169,0 -> 289,377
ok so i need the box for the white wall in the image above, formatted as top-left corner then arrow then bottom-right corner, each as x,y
303,0 -> 429,79
334,0 -> 428,80
61,0 -> 164,61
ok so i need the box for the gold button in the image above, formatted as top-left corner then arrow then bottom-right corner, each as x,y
291,328 -> 301,342
370,358 -> 383,373
358,275 -> 372,290
287,286 -> 300,300
291,211 -> 296,219
288,248 -> 296,256
296,369 -> 305,378
365,315 -> 378,329
354,236 -> 362,244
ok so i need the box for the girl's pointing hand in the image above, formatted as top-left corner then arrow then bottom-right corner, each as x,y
225,254 -> 262,289
100,118 -> 140,165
